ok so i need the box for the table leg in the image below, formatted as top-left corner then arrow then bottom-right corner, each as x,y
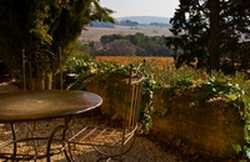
46,117 -> 72,162
10,123 -> 17,162
63,117 -> 72,162
46,125 -> 63,162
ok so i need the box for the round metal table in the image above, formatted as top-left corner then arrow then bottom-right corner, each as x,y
0,90 -> 103,162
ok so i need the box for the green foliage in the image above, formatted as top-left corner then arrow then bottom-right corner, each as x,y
233,144 -> 242,155
140,72 -> 161,132
0,0 -> 113,85
97,33 -> 172,56
152,65 -> 208,87
160,68 -> 250,159
168,0 -> 250,70
161,69 -> 246,109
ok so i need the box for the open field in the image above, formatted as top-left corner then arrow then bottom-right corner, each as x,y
95,56 -> 174,68
80,26 -> 172,42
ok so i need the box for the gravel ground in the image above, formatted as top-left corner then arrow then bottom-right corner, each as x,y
0,120 -> 187,162
53,137 -> 187,162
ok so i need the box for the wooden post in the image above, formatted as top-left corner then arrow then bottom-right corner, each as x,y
59,47 -> 64,90
47,72 -> 53,90
28,53 -> 33,90
41,72 -> 45,90
22,49 -> 26,91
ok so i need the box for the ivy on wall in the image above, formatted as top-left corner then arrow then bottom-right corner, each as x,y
161,73 -> 250,159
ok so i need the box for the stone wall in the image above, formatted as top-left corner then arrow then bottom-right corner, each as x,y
152,90 -> 244,158
85,81 -> 244,158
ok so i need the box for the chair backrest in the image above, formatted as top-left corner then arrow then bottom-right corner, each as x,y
122,64 -> 144,132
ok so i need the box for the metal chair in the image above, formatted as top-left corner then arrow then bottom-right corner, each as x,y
67,66 -> 144,162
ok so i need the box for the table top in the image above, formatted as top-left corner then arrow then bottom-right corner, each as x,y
0,90 -> 103,123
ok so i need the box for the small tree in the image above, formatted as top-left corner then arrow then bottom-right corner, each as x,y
0,0 -> 113,89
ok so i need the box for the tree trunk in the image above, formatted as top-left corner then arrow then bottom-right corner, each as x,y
30,72 -> 54,90
208,0 -> 220,71
47,72 -> 53,90
31,72 -> 46,90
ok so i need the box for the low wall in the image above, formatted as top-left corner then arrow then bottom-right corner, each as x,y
152,90 -> 244,158
84,75 -> 130,120
84,79 -> 244,158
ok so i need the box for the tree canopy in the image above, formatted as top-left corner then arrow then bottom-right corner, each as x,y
96,33 -> 172,56
0,0 -> 113,88
168,0 -> 250,72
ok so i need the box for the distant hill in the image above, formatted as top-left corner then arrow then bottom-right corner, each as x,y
150,22 -> 170,28
90,21 -> 114,28
89,16 -> 171,28
117,16 -> 170,25
119,20 -> 139,26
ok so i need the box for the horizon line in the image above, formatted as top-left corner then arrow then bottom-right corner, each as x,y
113,15 -> 171,18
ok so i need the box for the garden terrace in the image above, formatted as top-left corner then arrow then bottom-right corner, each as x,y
64,56 -> 250,161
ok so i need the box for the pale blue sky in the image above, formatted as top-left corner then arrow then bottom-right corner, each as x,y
100,0 -> 179,18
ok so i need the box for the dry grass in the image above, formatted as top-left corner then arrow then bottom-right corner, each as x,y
95,56 -> 174,69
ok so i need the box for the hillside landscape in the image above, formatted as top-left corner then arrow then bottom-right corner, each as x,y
117,16 -> 170,25
80,16 -> 172,42
79,26 -> 172,42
